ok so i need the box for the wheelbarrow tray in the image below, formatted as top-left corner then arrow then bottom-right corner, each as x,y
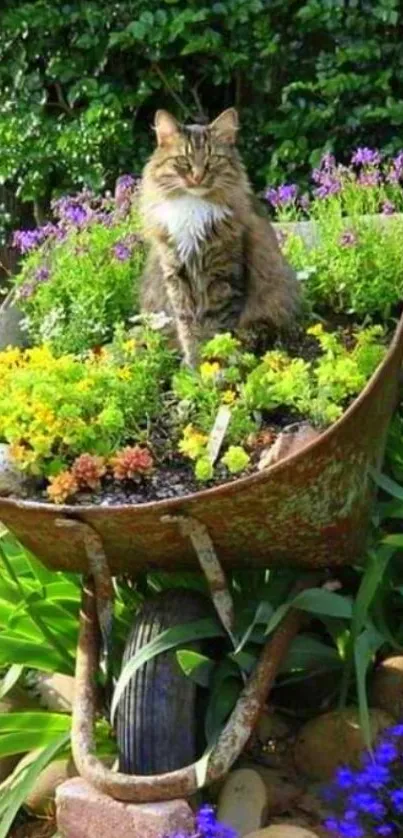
1,315 -> 403,574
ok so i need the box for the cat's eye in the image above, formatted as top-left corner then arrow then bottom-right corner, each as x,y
175,156 -> 190,168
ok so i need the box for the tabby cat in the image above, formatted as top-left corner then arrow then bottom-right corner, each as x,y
140,108 -> 299,366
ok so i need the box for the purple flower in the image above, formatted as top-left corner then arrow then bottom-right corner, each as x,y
340,230 -> 358,247
18,281 -> 36,299
13,229 -> 44,253
53,196 -> 90,227
314,174 -> 341,199
351,147 -> 381,166
265,183 -> 298,207
358,170 -> 380,187
113,241 -> 131,262
35,266 -> 50,283
115,174 -> 137,192
382,200 -> 395,215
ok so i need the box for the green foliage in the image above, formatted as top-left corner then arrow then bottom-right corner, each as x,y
14,201 -> 145,355
1,0 -> 403,223
221,445 -> 250,475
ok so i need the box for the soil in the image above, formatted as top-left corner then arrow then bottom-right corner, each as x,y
9,316 -> 391,507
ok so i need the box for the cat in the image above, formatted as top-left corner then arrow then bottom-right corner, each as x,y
139,107 -> 300,366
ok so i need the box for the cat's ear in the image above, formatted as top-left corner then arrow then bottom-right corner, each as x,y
209,108 -> 239,144
154,110 -> 181,146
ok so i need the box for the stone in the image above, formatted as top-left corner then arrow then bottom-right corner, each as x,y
371,655 -> 403,719
0,443 -> 26,496
217,768 -> 269,836
245,827 -> 321,838
23,754 -> 77,815
256,710 -> 291,745
32,672 -> 75,713
258,424 -> 320,471
294,707 -> 394,781
255,767 -> 303,815
56,778 -> 194,838
0,301 -> 28,350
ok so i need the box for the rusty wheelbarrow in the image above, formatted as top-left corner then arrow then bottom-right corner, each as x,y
1,313 -> 403,803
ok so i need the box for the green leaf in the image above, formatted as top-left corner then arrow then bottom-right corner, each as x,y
371,469 -> 403,501
176,650 -> 215,687
205,661 -> 242,743
354,625 -> 385,750
0,665 -> 23,699
111,617 -> 224,722
266,587 -> 352,635
0,712 -> 71,734
0,733 -> 69,838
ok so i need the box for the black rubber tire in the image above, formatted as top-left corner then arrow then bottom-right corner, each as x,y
116,588 -> 211,775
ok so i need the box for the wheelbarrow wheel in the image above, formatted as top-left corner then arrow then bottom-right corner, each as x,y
116,588 -> 211,775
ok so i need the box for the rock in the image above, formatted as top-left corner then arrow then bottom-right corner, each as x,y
23,754 -> 77,815
258,424 -> 320,470
0,301 -> 28,350
33,672 -> 75,713
0,443 -> 26,496
245,827 -> 321,838
294,707 -> 394,781
255,767 -> 303,815
56,778 -> 194,838
371,655 -> 403,719
217,768 -> 269,836
256,710 -> 291,745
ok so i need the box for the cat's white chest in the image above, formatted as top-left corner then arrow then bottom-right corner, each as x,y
152,195 -> 232,262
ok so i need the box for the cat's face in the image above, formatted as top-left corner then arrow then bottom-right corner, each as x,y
148,108 -> 241,198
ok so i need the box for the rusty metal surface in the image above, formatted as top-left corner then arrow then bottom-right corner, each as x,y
164,514 -> 235,638
73,578 -> 305,801
1,314 -> 403,573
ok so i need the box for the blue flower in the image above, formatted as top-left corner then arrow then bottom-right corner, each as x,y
376,827 -> 394,836
390,789 -> 403,813
335,767 -> 356,789
357,763 -> 391,789
389,725 -> 403,737
373,742 -> 399,765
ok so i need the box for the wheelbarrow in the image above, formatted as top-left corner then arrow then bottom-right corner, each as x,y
1,313 -> 403,803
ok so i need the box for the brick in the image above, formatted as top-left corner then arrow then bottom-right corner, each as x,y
56,778 -> 194,838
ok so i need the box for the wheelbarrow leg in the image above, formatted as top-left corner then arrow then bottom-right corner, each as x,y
70,575 -> 310,801
161,514 -> 235,640
55,518 -> 115,703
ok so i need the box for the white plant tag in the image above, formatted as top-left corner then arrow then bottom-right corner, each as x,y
207,405 -> 231,464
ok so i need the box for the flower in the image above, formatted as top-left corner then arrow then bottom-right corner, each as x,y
313,174 -> 341,199
113,241 -> 131,262
382,200 -> 395,215
373,741 -> 399,765
389,725 -> 403,736
71,454 -> 106,490
339,230 -> 358,248
168,804 -> 238,838
351,147 -> 381,166
200,361 -> 221,381
36,266 -> 50,283
358,170 -> 380,187
47,471 -> 78,504
265,183 -> 298,207
178,425 -> 208,461
110,446 -> 154,480
13,229 -> 45,253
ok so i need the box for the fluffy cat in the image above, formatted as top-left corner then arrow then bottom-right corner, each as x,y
139,107 -> 300,366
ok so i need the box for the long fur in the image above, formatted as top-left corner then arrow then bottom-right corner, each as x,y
139,108 -> 300,365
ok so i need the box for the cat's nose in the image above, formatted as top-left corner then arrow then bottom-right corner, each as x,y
189,169 -> 204,185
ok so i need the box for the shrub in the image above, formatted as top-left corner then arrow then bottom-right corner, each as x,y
1,0 -> 403,228
270,150 -> 403,319
12,178 -> 145,354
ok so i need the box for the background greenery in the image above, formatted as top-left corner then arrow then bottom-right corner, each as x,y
1,0 -> 403,229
